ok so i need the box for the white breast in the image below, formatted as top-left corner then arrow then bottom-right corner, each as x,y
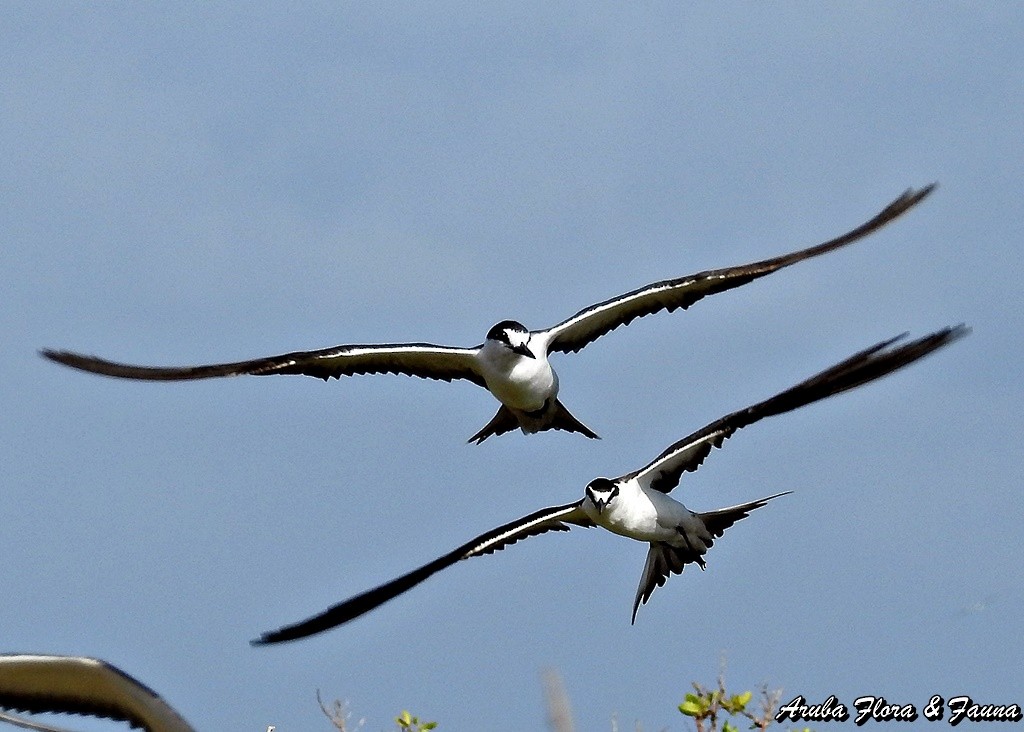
586,482 -> 688,543
477,344 -> 558,411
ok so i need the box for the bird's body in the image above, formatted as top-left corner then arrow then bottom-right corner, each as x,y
253,325 -> 966,644
476,337 -> 555,413
583,477 -> 710,544
42,186 -> 936,443
582,475 -> 789,620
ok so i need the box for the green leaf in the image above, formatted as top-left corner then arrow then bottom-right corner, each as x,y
678,699 -> 703,716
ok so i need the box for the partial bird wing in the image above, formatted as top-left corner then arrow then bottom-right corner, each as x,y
624,325 -> 968,494
40,342 -> 488,387
631,492 -> 790,623
0,654 -> 194,732
541,186 -> 935,355
253,501 -> 593,644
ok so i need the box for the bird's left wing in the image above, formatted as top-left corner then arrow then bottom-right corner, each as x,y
624,325 -> 967,494
40,342 -> 488,387
541,186 -> 935,355
0,654 -> 194,732
253,501 -> 593,644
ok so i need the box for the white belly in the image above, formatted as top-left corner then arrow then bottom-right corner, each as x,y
484,356 -> 558,412
585,487 -> 687,543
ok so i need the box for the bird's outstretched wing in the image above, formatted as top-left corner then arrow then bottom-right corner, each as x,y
625,325 -> 968,494
40,342 -> 487,387
631,492 -> 790,623
0,654 -> 194,732
541,185 -> 936,355
253,501 -> 593,644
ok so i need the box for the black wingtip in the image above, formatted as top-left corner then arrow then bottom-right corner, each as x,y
250,627 -> 297,646
911,323 -> 970,352
873,323 -> 969,358
886,183 -> 938,215
905,182 -> 938,205
39,348 -> 99,372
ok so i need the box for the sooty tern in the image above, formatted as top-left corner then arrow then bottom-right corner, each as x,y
0,654 -> 194,732
253,325 -> 966,643
42,186 -> 934,444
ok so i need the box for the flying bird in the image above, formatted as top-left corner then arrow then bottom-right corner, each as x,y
42,186 -> 935,444
253,325 -> 966,643
0,654 -> 194,732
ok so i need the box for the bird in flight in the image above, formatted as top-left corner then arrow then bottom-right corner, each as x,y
0,654 -> 194,732
253,325 -> 966,643
42,186 -> 935,444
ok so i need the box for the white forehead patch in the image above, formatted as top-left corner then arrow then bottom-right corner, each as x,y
506,328 -> 530,346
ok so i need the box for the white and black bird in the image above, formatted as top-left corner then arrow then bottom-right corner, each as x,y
42,187 -> 934,444
0,654 -> 194,732
253,325 -> 966,643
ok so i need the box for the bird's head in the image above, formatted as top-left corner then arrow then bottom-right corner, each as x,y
486,320 -> 534,359
585,477 -> 619,514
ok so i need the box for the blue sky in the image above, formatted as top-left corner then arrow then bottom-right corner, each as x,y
2,4 -> 1021,731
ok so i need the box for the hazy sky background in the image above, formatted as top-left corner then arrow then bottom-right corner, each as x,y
2,5 -> 1021,731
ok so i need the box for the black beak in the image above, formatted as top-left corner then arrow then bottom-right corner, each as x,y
511,343 -> 535,359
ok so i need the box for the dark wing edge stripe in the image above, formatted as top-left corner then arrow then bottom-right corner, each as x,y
39,344 -> 487,387
640,430 -> 731,494
543,185 -> 936,355
252,501 -> 590,644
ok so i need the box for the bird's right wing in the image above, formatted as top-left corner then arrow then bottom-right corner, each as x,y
253,500 -> 593,644
0,654 -> 194,732
40,342 -> 488,387
541,186 -> 935,355
623,325 -> 969,494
